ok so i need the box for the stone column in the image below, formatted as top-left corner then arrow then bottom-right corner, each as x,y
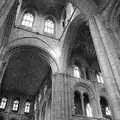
51,73 -> 71,120
89,16 -> 120,120
92,72 -> 103,118
95,16 -> 120,89
81,92 -> 85,116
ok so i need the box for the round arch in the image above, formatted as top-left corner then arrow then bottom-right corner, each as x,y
62,14 -> 86,70
3,37 -> 59,73
72,82 -> 96,117
74,82 -> 95,98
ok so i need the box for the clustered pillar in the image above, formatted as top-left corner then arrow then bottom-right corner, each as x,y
89,16 -> 120,120
51,73 -> 71,120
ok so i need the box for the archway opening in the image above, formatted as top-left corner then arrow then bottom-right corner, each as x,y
0,46 -> 53,120
74,91 -> 83,115
100,96 -> 112,120
67,21 -> 101,82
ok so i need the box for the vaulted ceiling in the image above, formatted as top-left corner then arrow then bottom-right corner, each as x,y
71,23 -> 97,65
2,47 -> 51,96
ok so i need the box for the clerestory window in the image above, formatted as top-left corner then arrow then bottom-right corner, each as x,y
44,18 -> 55,35
24,101 -> 31,113
21,12 -> 34,27
0,97 -> 7,109
86,103 -> 93,117
97,72 -> 104,84
12,100 -> 19,111
74,66 -> 80,78
74,91 -> 83,115
83,93 -> 93,117
100,96 -> 112,120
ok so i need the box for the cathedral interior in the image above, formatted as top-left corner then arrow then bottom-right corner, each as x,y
0,0 -> 120,120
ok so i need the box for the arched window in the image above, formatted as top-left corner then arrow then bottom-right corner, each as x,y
12,100 -> 19,111
105,107 -> 111,116
83,93 -> 93,117
97,72 -> 104,84
100,97 -> 112,119
86,103 -> 93,117
0,97 -> 7,109
24,101 -> 31,113
74,66 -> 80,78
21,12 -> 34,27
44,18 -> 55,34
74,91 -> 83,115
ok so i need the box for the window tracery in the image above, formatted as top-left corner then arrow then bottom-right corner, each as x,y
0,97 -> 7,109
86,103 -> 93,117
24,101 -> 31,113
73,90 -> 93,117
44,18 -> 55,35
21,12 -> 34,27
97,72 -> 104,84
12,100 -> 19,111
74,66 -> 80,78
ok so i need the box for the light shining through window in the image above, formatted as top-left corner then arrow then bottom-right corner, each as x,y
44,19 -> 55,34
97,72 -> 104,84
12,100 -> 19,111
0,97 -> 7,109
25,102 -> 31,113
74,66 -> 80,78
86,103 -> 93,117
21,13 -> 34,27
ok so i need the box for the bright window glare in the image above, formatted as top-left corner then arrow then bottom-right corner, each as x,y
0,97 -> 7,109
44,19 -> 55,34
12,100 -> 19,111
74,66 -> 80,78
86,103 -> 93,117
21,13 -> 34,27
25,102 -> 31,113
97,73 -> 104,84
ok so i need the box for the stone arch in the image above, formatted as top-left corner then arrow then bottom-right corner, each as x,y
0,45 -> 57,99
72,82 -> 96,116
74,82 -> 95,98
106,0 -> 120,28
100,96 -> 113,119
99,89 -> 112,109
3,37 -> 59,73
63,14 -> 97,73
0,44 -> 59,90
62,14 -> 86,70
